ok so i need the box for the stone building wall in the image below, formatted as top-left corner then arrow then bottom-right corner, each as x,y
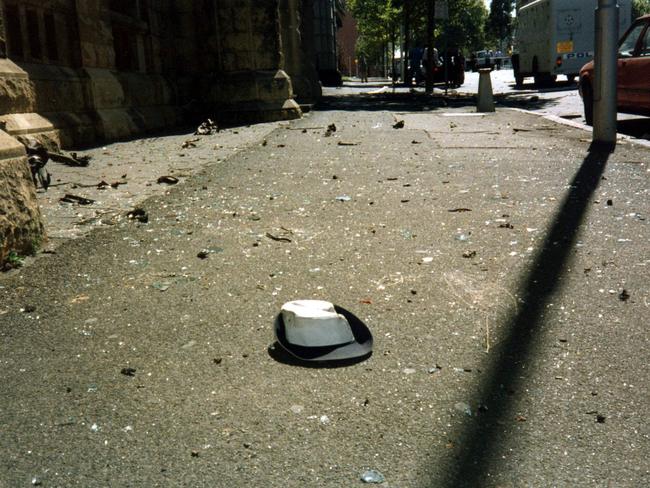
0,0 -> 321,266
279,0 -> 322,105
0,129 -> 43,265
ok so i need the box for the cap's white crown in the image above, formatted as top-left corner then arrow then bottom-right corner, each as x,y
281,300 -> 354,347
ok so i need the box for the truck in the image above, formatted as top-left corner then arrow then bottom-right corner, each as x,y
511,0 -> 632,87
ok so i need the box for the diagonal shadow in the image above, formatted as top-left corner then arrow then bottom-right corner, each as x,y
424,142 -> 613,487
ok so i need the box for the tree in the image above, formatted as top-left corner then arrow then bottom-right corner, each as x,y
349,0 -> 489,77
487,0 -> 515,49
348,0 -> 402,73
632,0 -> 650,18
439,0 -> 489,53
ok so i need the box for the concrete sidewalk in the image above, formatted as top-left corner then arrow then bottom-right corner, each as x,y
1,95 -> 648,487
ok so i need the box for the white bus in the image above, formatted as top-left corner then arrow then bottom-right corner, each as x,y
512,0 -> 632,86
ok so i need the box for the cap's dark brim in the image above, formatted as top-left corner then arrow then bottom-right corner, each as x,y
274,305 -> 373,361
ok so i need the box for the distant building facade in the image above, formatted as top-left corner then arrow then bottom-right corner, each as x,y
337,10 -> 358,77
314,0 -> 343,86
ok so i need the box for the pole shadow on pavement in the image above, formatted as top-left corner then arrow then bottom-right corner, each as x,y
423,143 -> 613,487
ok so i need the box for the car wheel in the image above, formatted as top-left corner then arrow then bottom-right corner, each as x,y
512,55 -> 524,87
566,75 -> 575,84
582,81 -> 594,126
532,58 -> 543,87
515,73 -> 524,87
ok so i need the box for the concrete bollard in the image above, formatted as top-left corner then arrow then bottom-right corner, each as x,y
477,68 -> 495,113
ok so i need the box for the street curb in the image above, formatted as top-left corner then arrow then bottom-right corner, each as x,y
506,107 -> 650,149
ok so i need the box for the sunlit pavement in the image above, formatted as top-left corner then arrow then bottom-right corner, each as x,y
1,89 -> 648,486
331,70 -> 650,141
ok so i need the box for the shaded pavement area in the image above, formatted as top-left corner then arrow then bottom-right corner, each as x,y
1,91 -> 649,487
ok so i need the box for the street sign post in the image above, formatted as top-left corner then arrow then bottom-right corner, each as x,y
593,0 -> 619,145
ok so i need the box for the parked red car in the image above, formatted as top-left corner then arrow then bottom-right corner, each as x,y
579,14 -> 650,125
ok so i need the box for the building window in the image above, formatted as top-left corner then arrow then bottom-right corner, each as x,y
44,13 -> 58,61
5,4 -> 23,58
26,9 -> 41,59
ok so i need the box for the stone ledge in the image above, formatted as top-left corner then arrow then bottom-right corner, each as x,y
0,128 -> 26,159
0,133 -> 44,263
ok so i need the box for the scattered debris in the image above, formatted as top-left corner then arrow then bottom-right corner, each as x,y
393,120 -> 405,129
181,138 -> 200,148
151,282 -> 171,291
498,222 -> 514,229
60,194 -> 95,205
448,208 -> 472,212
515,415 -> 527,422
360,469 -> 385,484
618,289 -> 630,301
606,199 -> 613,206
325,123 -> 337,137
411,140 -> 421,144
454,402 -> 472,416
48,151 -> 91,167
336,195 -> 352,202
337,141 -> 360,146
213,358 -> 223,365
121,367 -> 136,377
367,86 -> 389,94
596,414 -> 606,423
157,175 -> 179,185
197,250 -> 209,259
69,294 -> 90,304
195,119 -> 218,135
191,450 -> 200,457
265,232 -> 292,243
127,208 -> 149,223
462,250 -> 477,258
97,180 -> 127,189
21,305 -> 36,313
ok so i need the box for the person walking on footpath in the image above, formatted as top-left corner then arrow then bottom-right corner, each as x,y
359,54 -> 368,83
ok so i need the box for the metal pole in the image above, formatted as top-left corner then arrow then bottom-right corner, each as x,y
425,0 -> 435,94
593,0 -> 619,145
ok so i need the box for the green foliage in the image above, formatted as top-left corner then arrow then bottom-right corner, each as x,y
632,0 -> 650,18
487,0 -> 515,47
445,0 -> 489,52
5,251 -> 24,269
349,0 -> 402,59
349,0 -> 489,62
